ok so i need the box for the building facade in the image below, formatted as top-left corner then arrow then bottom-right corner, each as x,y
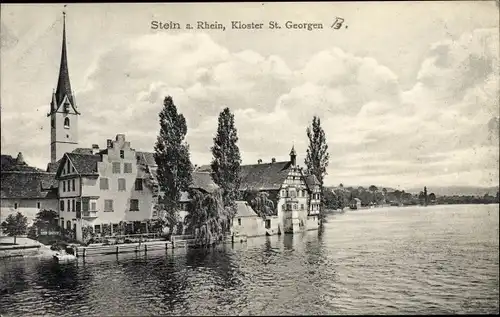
197,146 -> 321,236
0,153 -> 58,227
54,135 -> 159,240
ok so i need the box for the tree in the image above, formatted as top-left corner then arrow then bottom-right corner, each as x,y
429,192 -> 436,203
1,212 -> 28,244
34,209 -> 58,235
154,96 -> 193,234
305,116 -> 330,218
210,107 -> 242,212
245,190 -> 275,217
423,186 -> 428,206
369,185 -> 378,203
184,189 -> 231,247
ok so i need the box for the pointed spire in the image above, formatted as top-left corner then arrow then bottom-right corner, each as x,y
289,145 -> 296,156
289,145 -> 296,166
54,10 -> 74,108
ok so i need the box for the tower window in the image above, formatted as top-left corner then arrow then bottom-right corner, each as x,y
64,117 -> 70,128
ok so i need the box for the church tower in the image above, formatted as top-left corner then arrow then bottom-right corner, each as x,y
48,12 -> 80,163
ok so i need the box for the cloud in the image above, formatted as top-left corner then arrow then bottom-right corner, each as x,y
1,26 -> 498,188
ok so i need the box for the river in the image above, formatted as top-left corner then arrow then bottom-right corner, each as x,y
1,204 -> 498,315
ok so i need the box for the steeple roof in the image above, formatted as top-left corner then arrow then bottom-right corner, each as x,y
50,12 -> 76,114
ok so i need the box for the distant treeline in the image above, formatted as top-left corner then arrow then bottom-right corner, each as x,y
324,185 -> 500,209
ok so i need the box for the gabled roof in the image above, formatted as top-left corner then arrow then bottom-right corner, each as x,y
72,148 -> 93,155
56,153 -> 101,177
136,151 -> 156,166
235,201 -> 258,218
239,161 -> 291,191
190,172 -> 219,193
195,162 -> 292,191
305,174 -> 321,188
1,171 -> 58,199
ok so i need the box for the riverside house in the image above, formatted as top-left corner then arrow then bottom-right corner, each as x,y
0,153 -> 58,227
52,134 -> 160,241
197,146 -> 321,236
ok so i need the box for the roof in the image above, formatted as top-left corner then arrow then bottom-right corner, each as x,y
56,153 -> 101,177
1,154 -> 44,173
190,172 -> 219,193
136,151 -> 156,166
239,161 -> 291,191
305,174 -> 321,187
235,201 -> 258,218
353,198 -> 361,202
72,148 -> 93,155
195,162 -> 292,191
1,171 -> 58,199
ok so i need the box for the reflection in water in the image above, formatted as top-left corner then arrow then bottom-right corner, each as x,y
0,204 -> 498,315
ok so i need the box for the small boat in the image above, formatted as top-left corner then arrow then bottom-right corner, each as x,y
53,252 -> 77,263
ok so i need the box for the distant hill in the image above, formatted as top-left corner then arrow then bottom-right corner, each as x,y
406,186 -> 499,197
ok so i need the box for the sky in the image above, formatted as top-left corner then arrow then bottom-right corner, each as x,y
1,2 -> 499,189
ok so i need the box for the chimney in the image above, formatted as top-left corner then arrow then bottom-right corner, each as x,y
271,158 -> 276,163
257,159 -> 262,164
91,144 -> 99,155
107,139 -> 112,148
16,152 -> 25,165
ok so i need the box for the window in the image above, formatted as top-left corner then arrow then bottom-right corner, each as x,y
300,204 -> 304,210
130,199 -> 139,211
112,162 -> 121,174
72,200 -> 76,212
64,117 -> 70,128
61,219 -> 64,229
100,178 -> 109,190
37,202 -> 41,209
60,200 -> 65,211
282,204 -> 286,211
265,219 -> 271,229
120,150 -> 125,159
238,218 -> 241,226
66,220 -> 71,230
135,178 -> 143,191
82,198 -> 89,212
95,224 -> 101,234
14,202 -> 18,209
72,179 -> 75,191
118,178 -> 126,191
67,200 -> 71,212
281,190 -> 286,197
91,201 -> 97,211
124,163 -> 132,173
63,181 -> 66,192
294,204 -> 298,210
76,201 -> 81,212
104,199 -> 114,212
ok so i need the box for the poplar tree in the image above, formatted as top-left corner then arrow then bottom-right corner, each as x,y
210,107 -> 242,212
154,96 -> 193,233
305,116 -> 330,217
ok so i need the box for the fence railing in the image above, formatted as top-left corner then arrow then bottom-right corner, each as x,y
89,232 -> 164,244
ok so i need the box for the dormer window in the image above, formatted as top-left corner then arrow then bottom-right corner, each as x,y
63,102 -> 70,113
64,117 -> 70,128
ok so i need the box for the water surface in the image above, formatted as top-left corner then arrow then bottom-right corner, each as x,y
1,204 -> 498,315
